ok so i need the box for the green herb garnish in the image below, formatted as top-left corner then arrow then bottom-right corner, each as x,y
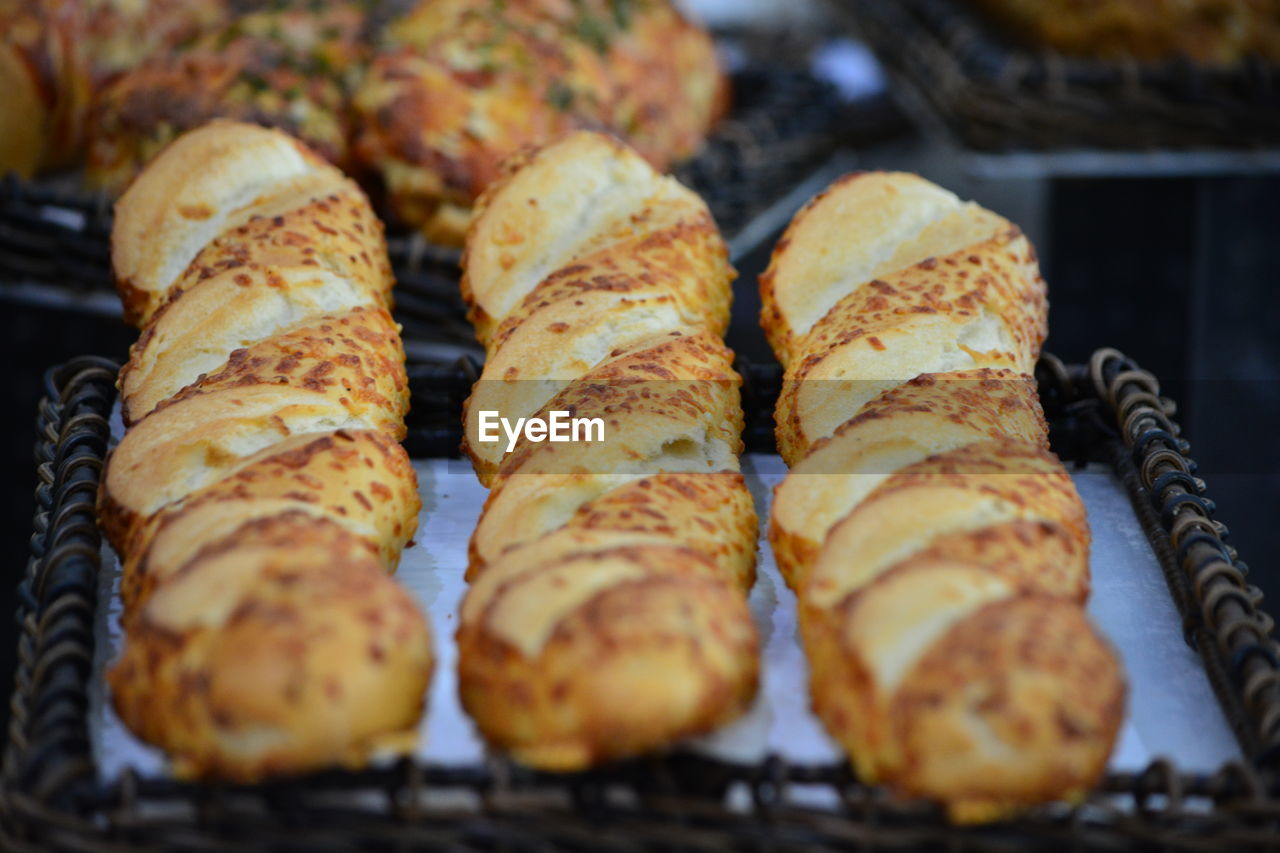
574,14 -> 610,54
609,0 -> 635,29
546,80 -> 575,111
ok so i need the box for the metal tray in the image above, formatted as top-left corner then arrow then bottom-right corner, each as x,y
3,348 -> 1280,850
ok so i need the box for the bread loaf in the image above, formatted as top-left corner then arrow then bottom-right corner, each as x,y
760,172 -> 1125,821
0,0 -> 228,176
87,3 -> 368,192
353,0 -> 727,245
455,131 -> 758,769
101,121 -> 432,781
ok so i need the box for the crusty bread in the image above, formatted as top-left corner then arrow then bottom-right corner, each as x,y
769,369 -> 1049,588
760,171 -> 1124,821
759,172 -> 1011,368
109,121 -> 371,326
352,0 -> 726,246
773,225 -> 1046,465
455,130 -> 758,769
0,0 -> 228,177
462,130 -> 731,348
110,514 -> 430,780
86,3 -> 366,192
460,130 -> 734,483
101,121 -> 431,781
0,1 -> 79,177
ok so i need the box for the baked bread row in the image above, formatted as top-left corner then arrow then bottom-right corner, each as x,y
2,0 -> 725,246
454,131 -> 759,768
92,121 -> 1124,812
356,0 -> 726,244
100,121 -> 432,780
760,172 -> 1126,821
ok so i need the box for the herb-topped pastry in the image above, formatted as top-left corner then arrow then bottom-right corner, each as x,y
353,0 -> 727,245
87,1 -> 371,192
0,0 -> 228,176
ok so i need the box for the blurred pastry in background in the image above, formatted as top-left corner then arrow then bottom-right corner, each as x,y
0,0 -> 228,177
353,0 -> 728,244
87,2 -> 370,192
970,0 -> 1280,64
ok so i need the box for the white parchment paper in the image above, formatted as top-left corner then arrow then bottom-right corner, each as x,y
90,454 -> 1241,782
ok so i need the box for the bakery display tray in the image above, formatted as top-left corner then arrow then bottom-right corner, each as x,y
5,348 -> 1280,851
843,0 -> 1280,157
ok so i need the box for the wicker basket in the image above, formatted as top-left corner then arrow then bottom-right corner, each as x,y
3,348 -> 1280,850
843,0 -> 1280,153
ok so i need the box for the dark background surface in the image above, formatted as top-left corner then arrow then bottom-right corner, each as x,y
0,172 -> 1277,744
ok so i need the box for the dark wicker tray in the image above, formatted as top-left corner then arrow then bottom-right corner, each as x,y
4,348 -> 1280,850
0,60 -> 843,337
842,0 -> 1280,153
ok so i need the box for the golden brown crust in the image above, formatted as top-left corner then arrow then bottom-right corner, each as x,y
167,183 -> 395,312
894,597 -> 1125,822
805,439 -> 1091,610
760,171 -> 1123,819
110,120 -> 344,328
774,227 -> 1047,464
458,546 -> 756,769
460,129 -> 732,350
758,171 -> 1012,367
768,369 -> 1048,589
353,0 -> 726,245
459,130 -> 735,485
102,121 -> 430,782
455,130 -> 757,767
803,569 -> 1123,822
757,171 -> 866,364
123,305 -> 407,431
121,429 -> 419,614
109,514 -> 431,782
101,384 -> 383,552
486,210 -> 732,352
0,0 -> 229,175
487,330 -> 744,482
557,472 -> 758,591
466,466 -> 758,589
87,4 -> 366,191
